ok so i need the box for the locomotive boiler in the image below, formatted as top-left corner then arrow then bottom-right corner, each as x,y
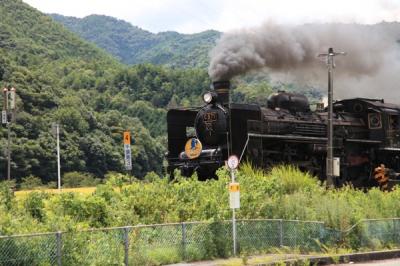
166,80 -> 400,188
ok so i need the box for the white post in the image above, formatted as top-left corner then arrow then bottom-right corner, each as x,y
57,124 -> 61,191
231,169 -> 237,256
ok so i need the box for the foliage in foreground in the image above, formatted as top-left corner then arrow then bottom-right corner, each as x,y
0,164 -> 399,237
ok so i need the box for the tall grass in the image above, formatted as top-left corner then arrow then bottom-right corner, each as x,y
269,165 -> 320,194
0,164 -> 400,235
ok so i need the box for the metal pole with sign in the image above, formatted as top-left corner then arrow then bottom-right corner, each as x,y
3,88 -> 9,181
227,155 -> 239,256
2,87 -> 16,181
1,88 -> 6,125
123,131 -> 132,172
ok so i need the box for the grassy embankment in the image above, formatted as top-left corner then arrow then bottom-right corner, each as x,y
2,164 -> 400,264
1,164 -> 399,234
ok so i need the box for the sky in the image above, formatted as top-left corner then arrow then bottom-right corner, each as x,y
23,0 -> 400,33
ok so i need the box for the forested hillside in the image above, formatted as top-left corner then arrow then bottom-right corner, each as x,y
0,0 -> 324,185
0,0 -> 212,183
50,14 -> 221,68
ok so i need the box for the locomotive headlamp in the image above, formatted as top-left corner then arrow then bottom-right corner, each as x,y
203,92 -> 213,103
203,91 -> 217,104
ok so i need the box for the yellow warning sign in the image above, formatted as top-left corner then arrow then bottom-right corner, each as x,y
184,138 -> 202,159
123,131 -> 131,145
229,183 -> 240,192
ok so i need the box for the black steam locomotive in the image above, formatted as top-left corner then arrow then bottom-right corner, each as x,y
166,81 -> 400,188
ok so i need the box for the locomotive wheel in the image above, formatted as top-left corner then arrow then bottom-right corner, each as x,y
168,170 -> 175,181
180,167 -> 194,178
196,167 -> 217,181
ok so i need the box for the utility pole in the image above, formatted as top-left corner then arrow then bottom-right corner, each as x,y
56,124 -> 61,190
52,123 -> 61,190
318,48 -> 346,187
2,87 -> 16,181
7,118 -> 10,181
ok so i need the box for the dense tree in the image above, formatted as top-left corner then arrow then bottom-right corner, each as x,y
0,0 -> 170,181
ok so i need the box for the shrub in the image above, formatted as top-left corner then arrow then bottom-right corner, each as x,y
19,175 -> 43,190
104,172 -> 131,188
0,180 -> 15,211
62,172 -> 101,188
46,181 -> 57,189
23,192 -> 48,221
144,171 -> 160,182
146,247 -> 181,265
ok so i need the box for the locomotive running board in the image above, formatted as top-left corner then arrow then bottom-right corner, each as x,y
247,133 -> 327,142
238,133 -> 326,163
380,147 -> 400,151
247,133 -> 382,144
345,139 -> 381,144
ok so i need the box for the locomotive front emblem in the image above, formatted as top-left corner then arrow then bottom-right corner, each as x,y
203,112 -> 218,132
184,138 -> 203,159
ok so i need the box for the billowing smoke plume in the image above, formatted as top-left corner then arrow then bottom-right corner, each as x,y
209,23 -> 400,99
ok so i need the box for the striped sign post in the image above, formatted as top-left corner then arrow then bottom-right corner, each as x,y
123,131 -> 132,171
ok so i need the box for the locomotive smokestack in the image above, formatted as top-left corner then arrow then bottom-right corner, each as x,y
212,80 -> 231,106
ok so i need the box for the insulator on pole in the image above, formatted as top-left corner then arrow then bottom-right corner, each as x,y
9,87 -> 15,110
2,88 -> 7,111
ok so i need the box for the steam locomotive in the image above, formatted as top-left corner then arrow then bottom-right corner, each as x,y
166,81 -> 400,188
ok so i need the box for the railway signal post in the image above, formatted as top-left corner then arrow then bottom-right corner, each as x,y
318,48 -> 346,187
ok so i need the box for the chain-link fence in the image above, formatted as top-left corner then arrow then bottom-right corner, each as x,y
0,232 -> 59,265
0,218 -> 399,265
349,218 -> 400,250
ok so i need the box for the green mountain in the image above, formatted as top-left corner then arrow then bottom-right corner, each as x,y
0,0 -> 211,183
0,0 -> 320,186
50,14 -> 221,67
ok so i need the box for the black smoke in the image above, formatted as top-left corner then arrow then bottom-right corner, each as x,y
209,23 -> 400,99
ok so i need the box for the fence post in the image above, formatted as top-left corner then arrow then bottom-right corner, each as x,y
124,227 -> 129,266
181,223 -> 187,260
319,223 -> 324,242
56,231 -> 62,266
279,219 -> 283,247
294,221 -> 298,247
360,221 -> 365,248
